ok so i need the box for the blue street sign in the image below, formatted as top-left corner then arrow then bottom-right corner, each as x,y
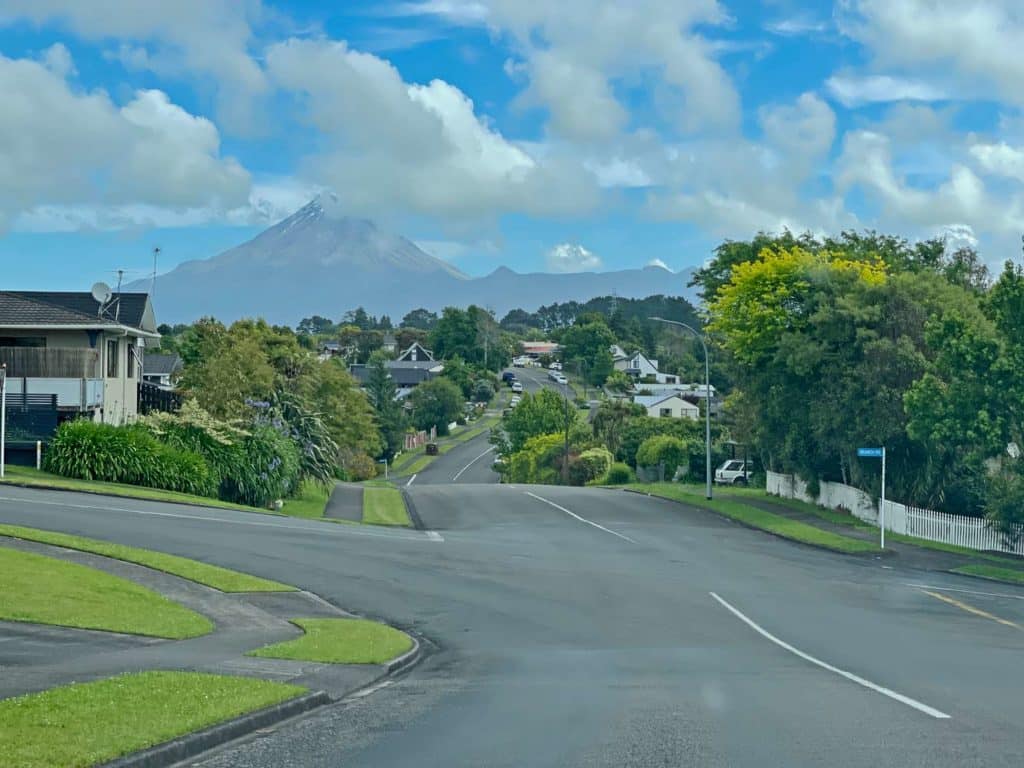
857,447 -> 883,458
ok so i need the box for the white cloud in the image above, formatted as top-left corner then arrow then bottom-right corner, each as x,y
40,42 -> 75,76
265,38 -> 596,220
839,0 -> 1024,104
825,74 -> 947,107
766,16 -> 828,36
759,92 -> 835,161
397,1 -> 739,139
969,141 -> 1024,183
546,243 -> 602,272
0,0 -> 268,128
646,258 -> 670,270
0,52 -> 250,231
584,157 -> 652,188
836,129 -> 1024,235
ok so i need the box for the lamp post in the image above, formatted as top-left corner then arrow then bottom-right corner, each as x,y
562,379 -> 571,484
649,317 -> 712,500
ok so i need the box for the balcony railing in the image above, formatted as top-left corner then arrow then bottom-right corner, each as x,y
0,347 -> 100,378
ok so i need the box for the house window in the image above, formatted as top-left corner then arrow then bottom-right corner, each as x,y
0,336 -> 46,348
659,408 -> 673,418
106,339 -> 119,378
127,346 -> 135,379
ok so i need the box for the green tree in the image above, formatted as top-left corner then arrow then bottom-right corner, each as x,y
365,353 -> 407,460
410,378 -> 464,436
501,389 -> 572,453
605,370 -> 633,394
401,308 -> 439,330
592,399 -> 643,455
636,435 -> 690,478
179,335 -> 275,420
297,315 -> 336,336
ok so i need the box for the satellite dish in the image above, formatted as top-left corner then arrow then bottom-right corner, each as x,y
91,281 -> 113,305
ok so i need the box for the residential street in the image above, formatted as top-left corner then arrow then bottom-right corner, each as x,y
1,481 -> 1023,766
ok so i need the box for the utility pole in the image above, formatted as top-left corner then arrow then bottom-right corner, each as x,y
563,380 -> 570,484
650,317 -> 712,499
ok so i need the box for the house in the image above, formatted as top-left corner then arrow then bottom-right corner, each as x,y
615,351 -> 679,384
633,393 -> 700,420
318,341 -> 343,361
0,290 -> 159,425
349,341 -> 444,395
381,332 -> 397,354
633,381 -> 722,416
142,353 -> 183,390
609,344 -> 628,362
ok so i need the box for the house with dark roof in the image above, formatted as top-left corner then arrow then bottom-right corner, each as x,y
0,290 -> 159,424
142,353 -> 183,390
349,342 -> 444,396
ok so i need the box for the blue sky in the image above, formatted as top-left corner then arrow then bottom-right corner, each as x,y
1,0 -> 1023,289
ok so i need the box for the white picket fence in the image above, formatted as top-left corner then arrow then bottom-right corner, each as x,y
767,471 -> 1024,556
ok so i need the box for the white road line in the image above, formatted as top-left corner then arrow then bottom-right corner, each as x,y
425,531 -> 444,542
709,591 -> 950,720
905,582 -> 1024,601
406,474 -> 417,487
0,494 -> 437,542
452,446 -> 494,482
524,491 -> 637,544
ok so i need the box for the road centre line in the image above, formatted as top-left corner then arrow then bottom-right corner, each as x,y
904,582 -> 1024,601
524,491 -> 637,543
920,590 -> 1021,630
709,591 -> 950,720
0,494 -> 436,542
452,446 -> 494,481
406,474 -> 417,487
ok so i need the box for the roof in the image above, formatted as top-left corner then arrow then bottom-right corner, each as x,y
0,291 -> 157,334
396,341 -> 434,362
350,361 -> 443,387
143,353 -> 183,375
633,393 -> 699,409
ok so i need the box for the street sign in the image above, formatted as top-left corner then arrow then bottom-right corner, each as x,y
856,446 -> 886,548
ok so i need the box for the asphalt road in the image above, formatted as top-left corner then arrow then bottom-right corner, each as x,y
2,479 -> 1023,765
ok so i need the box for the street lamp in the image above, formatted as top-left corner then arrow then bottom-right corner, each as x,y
561,378 -> 571,484
649,317 -> 712,500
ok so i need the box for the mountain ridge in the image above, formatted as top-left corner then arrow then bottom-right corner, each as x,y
129,199 -> 697,325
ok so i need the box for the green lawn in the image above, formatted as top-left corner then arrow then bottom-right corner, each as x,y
0,465 -> 269,514
362,487 -> 411,526
0,524 -> 294,592
0,671 -> 306,768
0,546 -> 212,638
627,483 -> 881,554
952,564 -> 1024,584
249,617 -> 413,664
281,479 -> 331,519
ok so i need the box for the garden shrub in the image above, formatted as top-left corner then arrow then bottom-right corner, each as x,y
44,420 -> 216,497
604,462 -> 633,485
224,424 -> 302,507
578,447 -> 613,484
636,435 -> 689,479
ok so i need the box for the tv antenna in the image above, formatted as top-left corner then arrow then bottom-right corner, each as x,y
151,246 -> 160,299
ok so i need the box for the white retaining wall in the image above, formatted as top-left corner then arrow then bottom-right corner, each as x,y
766,470 -> 1024,555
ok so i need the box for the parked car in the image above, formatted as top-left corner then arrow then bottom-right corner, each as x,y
510,396 -> 521,407
511,381 -> 524,393
715,459 -> 753,485
555,374 -> 568,385
549,361 -> 562,371
501,371 -> 516,383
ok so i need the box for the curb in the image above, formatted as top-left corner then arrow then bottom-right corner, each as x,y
101,691 -> 330,768
401,488 -> 426,531
944,568 -> 1024,589
0,478 -> 276,518
386,633 -> 422,674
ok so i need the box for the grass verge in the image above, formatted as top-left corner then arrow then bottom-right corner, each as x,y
362,487 -> 411,527
0,465 -> 268,514
627,483 -> 881,554
952,564 -> 1024,584
281,479 -> 331,519
0,524 -> 294,593
1,670 -> 305,768
0,546 -> 212,638
249,617 -> 413,664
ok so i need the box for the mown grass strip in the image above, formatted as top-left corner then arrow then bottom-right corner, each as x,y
952,564 -> 1024,585
0,546 -> 212,639
0,671 -> 306,768
249,617 -> 413,664
0,524 -> 295,592
0,465 -> 268,514
627,483 -> 881,554
281,479 -> 331,519
362,487 -> 411,527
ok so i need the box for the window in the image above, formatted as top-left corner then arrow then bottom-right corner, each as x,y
659,408 -> 672,418
127,345 -> 135,379
106,339 -> 119,378
0,336 -> 46,348
726,461 -> 744,471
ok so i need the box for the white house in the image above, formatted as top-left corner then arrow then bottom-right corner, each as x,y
0,290 -> 160,425
614,351 -> 679,384
633,393 -> 700,420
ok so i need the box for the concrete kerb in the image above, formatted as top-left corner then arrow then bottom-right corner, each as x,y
401,487 -> 426,531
